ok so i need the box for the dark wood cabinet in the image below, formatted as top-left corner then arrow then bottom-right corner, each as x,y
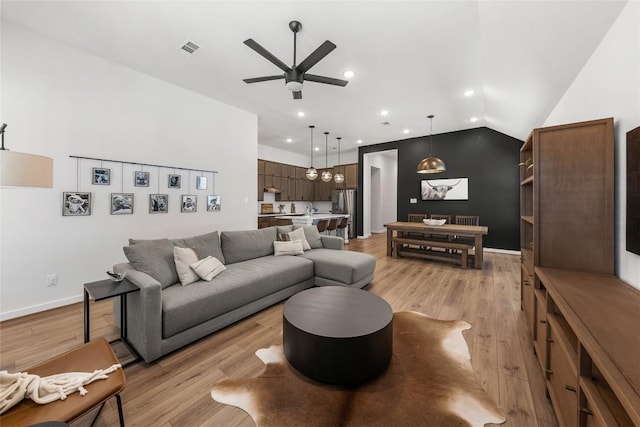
345,163 -> 358,189
518,118 -> 639,427
264,161 -> 281,177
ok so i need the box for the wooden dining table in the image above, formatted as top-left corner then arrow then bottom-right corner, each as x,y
384,222 -> 489,269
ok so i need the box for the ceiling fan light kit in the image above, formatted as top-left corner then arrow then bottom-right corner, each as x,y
417,115 -> 446,174
243,21 -> 348,100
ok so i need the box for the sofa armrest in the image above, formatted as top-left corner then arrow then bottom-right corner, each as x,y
113,262 -> 163,362
321,236 -> 344,250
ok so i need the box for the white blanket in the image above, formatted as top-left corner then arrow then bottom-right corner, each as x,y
0,364 -> 121,415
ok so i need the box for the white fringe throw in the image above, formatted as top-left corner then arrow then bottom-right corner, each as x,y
0,364 -> 121,415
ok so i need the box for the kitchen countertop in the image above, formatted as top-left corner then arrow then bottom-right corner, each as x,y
258,213 -> 305,217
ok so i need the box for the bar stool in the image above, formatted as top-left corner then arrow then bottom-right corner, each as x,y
316,219 -> 329,234
0,338 -> 126,427
326,218 -> 339,236
335,217 -> 348,239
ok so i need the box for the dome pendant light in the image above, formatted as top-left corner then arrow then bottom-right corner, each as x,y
305,125 -> 318,180
334,136 -> 345,184
321,132 -> 333,182
417,114 -> 446,174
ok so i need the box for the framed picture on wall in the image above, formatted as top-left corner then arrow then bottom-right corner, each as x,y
196,176 -> 208,190
62,192 -> 92,216
168,174 -> 181,189
135,171 -> 150,187
111,193 -> 134,215
181,195 -> 197,212
207,195 -> 221,211
92,168 -> 110,185
421,178 -> 469,201
149,194 -> 168,214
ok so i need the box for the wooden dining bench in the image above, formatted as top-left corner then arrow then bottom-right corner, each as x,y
392,236 -> 473,268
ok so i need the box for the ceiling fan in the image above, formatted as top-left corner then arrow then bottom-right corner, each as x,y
243,20 -> 348,99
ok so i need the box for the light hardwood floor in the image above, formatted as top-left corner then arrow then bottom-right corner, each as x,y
0,233 -> 556,426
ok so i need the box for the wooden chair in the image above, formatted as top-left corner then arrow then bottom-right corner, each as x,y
326,218 -> 339,236
0,338 -> 126,427
407,213 -> 427,223
455,215 -> 479,226
316,219 -> 329,234
336,217 -> 349,239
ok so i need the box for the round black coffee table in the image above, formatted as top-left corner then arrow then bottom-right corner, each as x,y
283,286 -> 393,385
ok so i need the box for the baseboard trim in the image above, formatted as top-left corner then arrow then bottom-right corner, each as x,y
0,295 -> 83,321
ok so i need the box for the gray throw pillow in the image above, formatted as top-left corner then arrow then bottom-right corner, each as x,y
180,231 -> 226,265
123,238 -> 178,288
221,227 -> 278,264
294,225 -> 323,249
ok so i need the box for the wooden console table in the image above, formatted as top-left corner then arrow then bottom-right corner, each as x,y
534,268 -> 640,426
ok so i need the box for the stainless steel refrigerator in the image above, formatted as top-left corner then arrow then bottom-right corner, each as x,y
332,189 -> 356,239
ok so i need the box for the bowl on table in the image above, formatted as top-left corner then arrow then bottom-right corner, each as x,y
423,219 -> 446,226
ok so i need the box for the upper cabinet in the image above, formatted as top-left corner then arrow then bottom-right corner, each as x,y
258,160 -> 358,201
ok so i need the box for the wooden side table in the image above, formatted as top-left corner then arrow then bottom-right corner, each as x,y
83,278 -> 141,366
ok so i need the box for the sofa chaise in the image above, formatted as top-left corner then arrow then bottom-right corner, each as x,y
113,225 -> 376,363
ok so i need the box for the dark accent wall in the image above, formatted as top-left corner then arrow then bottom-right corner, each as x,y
357,127 -> 522,250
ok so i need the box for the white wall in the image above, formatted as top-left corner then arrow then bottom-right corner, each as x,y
361,150 -> 398,237
544,1 -> 640,289
0,21 -> 258,319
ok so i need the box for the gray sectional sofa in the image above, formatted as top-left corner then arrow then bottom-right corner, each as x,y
113,225 -> 376,363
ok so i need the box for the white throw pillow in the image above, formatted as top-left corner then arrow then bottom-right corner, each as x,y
273,240 -> 304,256
191,256 -> 226,281
173,246 -> 200,286
288,228 -> 311,251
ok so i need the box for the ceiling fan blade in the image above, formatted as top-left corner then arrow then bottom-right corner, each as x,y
243,75 -> 285,84
293,91 -> 302,100
304,74 -> 349,87
244,39 -> 291,72
296,40 -> 336,73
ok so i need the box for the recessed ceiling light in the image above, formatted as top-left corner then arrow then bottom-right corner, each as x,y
314,147 -> 320,151
357,140 -> 363,144
297,111 -> 305,117
286,138 -> 292,143
464,90 -> 474,97
403,129 -> 410,134
380,110 -> 389,116
470,116 -> 478,122
343,70 -> 355,79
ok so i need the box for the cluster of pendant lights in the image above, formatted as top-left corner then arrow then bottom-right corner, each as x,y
305,125 -> 345,183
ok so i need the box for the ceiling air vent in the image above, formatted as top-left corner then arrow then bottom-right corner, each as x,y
178,40 -> 202,57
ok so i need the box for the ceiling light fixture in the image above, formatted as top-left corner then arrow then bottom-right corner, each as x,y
0,123 -> 53,188
403,129 -> 410,134
334,137 -> 345,184
286,138 -> 293,143
297,111 -> 305,117
464,90 -> 474,97
470,117 -> 478,122
416,115 -> 446,174
321,132 -> 333,182
357,139 -> 363,144
305,125 -> 318,180
343,70 -> 354,79
380,110 -> 389,116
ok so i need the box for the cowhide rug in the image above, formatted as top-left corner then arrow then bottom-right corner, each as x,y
212,311 -> 506,427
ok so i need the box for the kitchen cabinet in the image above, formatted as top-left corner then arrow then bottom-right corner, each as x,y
264,161 -> 281,177
257,160 -> 265,201
345,163 -> 358,188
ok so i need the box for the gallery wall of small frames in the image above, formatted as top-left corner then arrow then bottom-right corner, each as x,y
63,155 -> 221,216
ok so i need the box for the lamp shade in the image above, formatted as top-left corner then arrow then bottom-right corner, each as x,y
1,150 -> 53,188
334,172 -> 345,184
416,156 -> 446,174
306,167 -> 318,180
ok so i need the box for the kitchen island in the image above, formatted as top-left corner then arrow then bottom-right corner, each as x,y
276,213 -> 351,242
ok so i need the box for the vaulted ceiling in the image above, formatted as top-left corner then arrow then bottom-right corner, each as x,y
1,1 -> 627,155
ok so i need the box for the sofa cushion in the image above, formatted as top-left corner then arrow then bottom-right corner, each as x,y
161,255 -> 313,338
173,246 -> 200,286
178,231 -> 226,265
288,227 -> 311,251
191,256 -> 226,281
221,227 -> 277,264
123,238 -> 178,288
274,240 -> 304,256
293,225 -> 323,249
300,249 -> 376,285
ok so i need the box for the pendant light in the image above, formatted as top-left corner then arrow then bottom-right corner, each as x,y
0,123 -> 54,188
305,125 -> 318,180
334,137 -> 345,184
321,132 -> 333,182
417,114 -> 446,174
